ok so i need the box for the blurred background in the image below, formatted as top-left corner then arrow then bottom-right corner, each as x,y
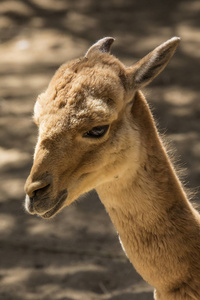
0,0 -> 199,299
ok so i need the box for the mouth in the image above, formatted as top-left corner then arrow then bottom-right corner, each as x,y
41,190 -> 68,219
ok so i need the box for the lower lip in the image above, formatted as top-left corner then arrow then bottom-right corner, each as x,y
42,191 -> 68,219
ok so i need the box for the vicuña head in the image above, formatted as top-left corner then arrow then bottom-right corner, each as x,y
25,37 -> 180,219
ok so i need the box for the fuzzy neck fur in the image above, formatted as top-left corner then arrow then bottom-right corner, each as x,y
97,91 -> 200,300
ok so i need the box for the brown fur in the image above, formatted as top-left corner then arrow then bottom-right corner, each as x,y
24,37 -> 200,299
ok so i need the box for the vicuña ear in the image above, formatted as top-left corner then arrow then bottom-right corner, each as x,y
127,37 -> 180,89
85,37 -> 115,58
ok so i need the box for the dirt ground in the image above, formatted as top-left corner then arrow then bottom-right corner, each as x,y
0,0 -> 200,299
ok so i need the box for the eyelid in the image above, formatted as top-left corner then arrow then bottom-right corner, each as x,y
83,125 -> 109,138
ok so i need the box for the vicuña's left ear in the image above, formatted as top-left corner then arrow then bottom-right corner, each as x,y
127,37 -> 180,90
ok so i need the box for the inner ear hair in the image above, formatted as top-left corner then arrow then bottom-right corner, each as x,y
127,37 -> 180,90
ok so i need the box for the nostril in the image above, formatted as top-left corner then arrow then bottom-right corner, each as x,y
33,184 -> 51,198
25,184 -> 50,214
25,174 -> 52,198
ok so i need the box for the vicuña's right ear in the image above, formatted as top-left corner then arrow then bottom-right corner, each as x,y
127,37 -> 180,90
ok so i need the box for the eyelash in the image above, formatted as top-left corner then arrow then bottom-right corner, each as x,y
83,125 -> 109,138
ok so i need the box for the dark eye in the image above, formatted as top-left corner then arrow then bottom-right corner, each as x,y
83,125 -> 109,138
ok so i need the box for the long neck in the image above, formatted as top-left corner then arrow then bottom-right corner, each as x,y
96,91 -> 197,290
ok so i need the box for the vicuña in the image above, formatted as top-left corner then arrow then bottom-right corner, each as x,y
25,37 -> 200,299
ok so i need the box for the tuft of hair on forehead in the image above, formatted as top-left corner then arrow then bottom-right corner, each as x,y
46,51 -> 128,106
